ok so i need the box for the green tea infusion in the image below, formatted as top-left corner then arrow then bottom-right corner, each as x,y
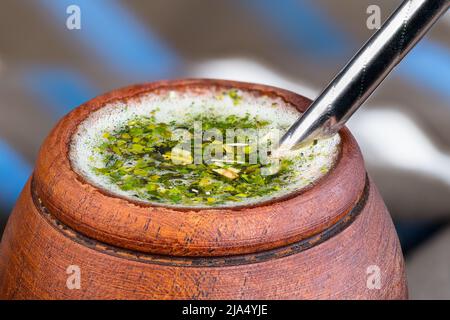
71,89 -> 340,207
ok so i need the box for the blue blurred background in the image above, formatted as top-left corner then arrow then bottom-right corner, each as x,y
0,0 -> 449,298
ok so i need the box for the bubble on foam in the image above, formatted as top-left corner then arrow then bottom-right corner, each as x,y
70,88 -> 341,208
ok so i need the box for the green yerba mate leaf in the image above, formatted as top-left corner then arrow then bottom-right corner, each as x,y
89,105 -> 327,206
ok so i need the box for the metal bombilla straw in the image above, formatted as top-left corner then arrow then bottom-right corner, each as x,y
276,0 -> 449,154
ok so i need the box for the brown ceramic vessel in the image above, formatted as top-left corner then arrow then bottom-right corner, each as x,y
0,79 -> 407,299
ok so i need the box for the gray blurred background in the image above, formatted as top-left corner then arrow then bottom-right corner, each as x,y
0,0 -> 449,299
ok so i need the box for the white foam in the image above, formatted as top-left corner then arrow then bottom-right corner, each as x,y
70,88 -> 341,207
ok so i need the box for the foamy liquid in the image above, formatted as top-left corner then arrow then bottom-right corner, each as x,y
70,88 -> 341,208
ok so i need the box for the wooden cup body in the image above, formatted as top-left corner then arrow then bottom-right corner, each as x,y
0,178 -> 407,299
